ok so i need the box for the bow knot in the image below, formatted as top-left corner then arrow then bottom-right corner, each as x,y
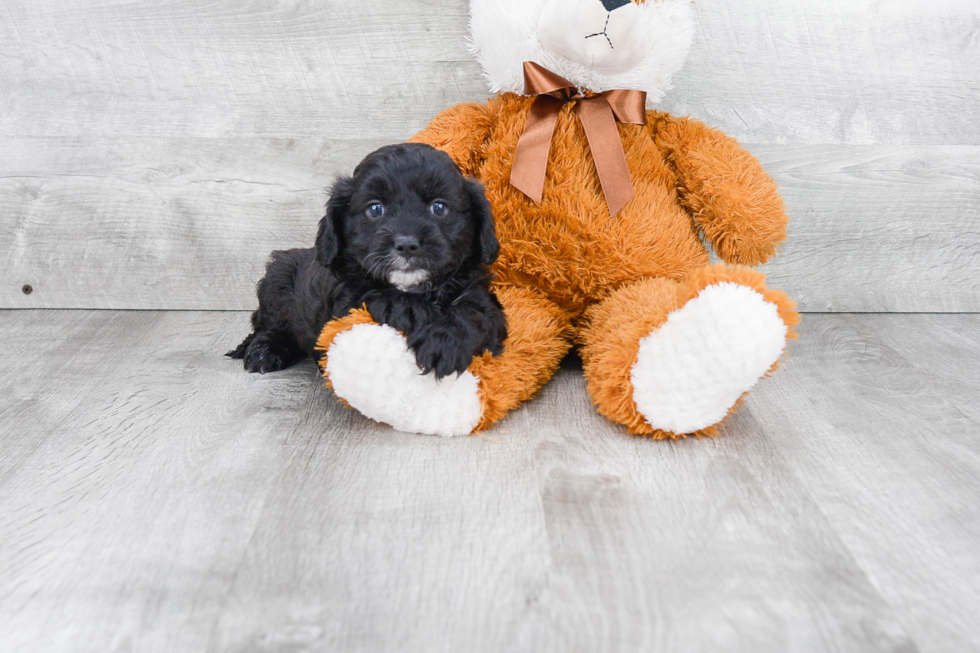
509,62 -> 647,217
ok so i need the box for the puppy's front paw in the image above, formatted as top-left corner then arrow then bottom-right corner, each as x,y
241,336 -> 299,374
409,327 -> 475,379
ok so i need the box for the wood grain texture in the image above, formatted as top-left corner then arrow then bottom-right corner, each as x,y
0,137 -> 384,310
0,0 -> 484,140
665,0 -> 980,146
861,314 -> 980,422
751,314 -> 980,653
0,311 -> 161,483
1,0 -> 978,311
0,311 -> 326,652
2,310 -> 979,651
757,144 -> 980,312
0,0 -> 975,144
3,140 -> 978,311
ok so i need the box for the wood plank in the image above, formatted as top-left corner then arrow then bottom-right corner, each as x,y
0,0 -> 483,140
750,314 -> 980,653
0,310 -> 937,652
0,310 -> 163,482
206,358 -> 918,652
854,314 -> 980,423
0,311 -> 328,652
0,137 -> 383,310
3,0 -> 977,311
3,140 -> 978,311
0,0 -> 975,144
756,144 -> 980,312
664,0 -> 980,146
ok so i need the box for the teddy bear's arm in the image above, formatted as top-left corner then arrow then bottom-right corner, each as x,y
407,102 -> 495,176
652,113 -> 787,266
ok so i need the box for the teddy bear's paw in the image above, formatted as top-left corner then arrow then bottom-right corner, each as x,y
323,323 -> 483,437
630,282 -> 788,435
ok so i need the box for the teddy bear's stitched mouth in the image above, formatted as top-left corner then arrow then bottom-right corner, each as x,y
585,13 -> 615,50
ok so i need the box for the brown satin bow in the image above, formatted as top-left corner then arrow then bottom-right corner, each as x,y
510,61 -> 647,217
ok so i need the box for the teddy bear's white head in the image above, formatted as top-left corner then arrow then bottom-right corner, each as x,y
469,0 -> 694,106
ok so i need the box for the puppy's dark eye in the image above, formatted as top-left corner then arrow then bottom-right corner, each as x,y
365,202 -> 385,219
429,201 -> 449,217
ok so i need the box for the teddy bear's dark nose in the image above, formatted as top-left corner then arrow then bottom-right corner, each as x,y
600,0 -> 631,11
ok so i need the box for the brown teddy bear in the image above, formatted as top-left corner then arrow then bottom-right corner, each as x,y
317,0 -> 799,438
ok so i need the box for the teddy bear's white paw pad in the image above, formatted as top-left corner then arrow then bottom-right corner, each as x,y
631,283 -> 788,434
324,323 -> 482,437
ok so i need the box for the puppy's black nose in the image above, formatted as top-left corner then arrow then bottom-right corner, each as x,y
394,235 -> 420,255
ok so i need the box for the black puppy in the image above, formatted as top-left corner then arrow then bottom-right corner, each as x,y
227,143 -> 507,379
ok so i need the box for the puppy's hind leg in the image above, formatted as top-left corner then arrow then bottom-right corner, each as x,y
230,330 -> 305,374
226,332 -> 255,359
229,248 -> 312,373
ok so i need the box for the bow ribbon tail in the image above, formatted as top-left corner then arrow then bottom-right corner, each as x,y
510,95 -> 564,203
509,62 -> 646,216
577,96 -> 634,217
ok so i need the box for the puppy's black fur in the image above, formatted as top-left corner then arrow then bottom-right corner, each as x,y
227,143 -> 507,379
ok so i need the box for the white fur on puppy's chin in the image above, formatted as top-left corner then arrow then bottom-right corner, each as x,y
469,0 -> 694,106
388,269 -> 431,292
631,283 -> 788,435
325,323 -> 483,437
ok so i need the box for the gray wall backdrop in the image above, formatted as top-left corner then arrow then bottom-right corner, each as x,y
2,0 -> 978,311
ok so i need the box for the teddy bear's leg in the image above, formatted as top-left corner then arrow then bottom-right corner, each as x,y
316,285 -> 572,436
578,264 -> 799,438
468,285 -> 574,429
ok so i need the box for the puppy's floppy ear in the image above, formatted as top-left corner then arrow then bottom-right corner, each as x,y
464,178 -> 499,265
316,175 -> 354,267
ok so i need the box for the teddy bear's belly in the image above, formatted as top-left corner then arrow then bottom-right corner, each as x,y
481,107 -> 710,317
488,198 -> 710,316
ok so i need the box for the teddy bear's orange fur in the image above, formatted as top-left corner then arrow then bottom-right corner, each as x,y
317,93 -> 799,437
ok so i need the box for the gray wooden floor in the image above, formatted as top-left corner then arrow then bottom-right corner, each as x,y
1,310 -> 978,653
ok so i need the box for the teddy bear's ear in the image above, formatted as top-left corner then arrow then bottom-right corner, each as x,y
464,177 -> 499,265
316,175 -> 354,267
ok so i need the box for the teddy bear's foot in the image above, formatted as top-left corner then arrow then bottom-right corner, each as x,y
631,282 -> 787,434
579,265 -> 799,437
321,318 -> 483,437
